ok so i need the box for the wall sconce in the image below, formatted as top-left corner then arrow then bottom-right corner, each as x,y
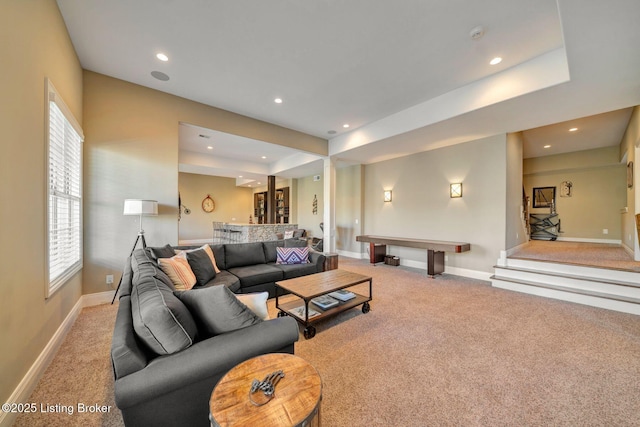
384,190 -> 392,202
450,183 -> 463,198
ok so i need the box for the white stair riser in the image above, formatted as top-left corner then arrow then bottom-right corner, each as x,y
504,258 -> 640,284
492,279 -> 640,316
493,268 -> 640,300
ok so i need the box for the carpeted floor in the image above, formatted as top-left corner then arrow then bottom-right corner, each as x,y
15,257 -> 640,426
510,240 -> 640,272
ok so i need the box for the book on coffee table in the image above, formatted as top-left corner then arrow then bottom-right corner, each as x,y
328,289 -> 356,301
290,305 -> 321,320
311,295 -> 339,310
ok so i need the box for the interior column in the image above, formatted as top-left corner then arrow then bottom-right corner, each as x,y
323,157 -> 336,252
267,175 -> 276,224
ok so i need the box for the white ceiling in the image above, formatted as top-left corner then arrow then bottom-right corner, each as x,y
57,0 -> 640,183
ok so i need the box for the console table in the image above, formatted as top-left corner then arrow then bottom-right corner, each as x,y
356,235 -> 471,277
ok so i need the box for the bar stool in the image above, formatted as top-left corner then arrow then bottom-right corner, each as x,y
213,222 -> 225,244
228,224 -> 242,243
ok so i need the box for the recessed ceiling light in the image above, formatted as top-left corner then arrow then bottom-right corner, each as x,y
274,98 -> 283,104
343,124 -> 350,128
328,130 -> 337,135
544,145 -> 551,148
156,53 -> 169,62
257,182 -> 261,185
261,156 -> 267,159
239,175 -> 243,178
569,127 -> 578,132
207,146 -> 213,150
490,57 -> 502,65
199,134 -> 210,139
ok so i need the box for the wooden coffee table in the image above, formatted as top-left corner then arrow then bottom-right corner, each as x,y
275,269 -> 373,339
209,353 -> 322,427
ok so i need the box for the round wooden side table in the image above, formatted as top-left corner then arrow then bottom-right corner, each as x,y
209,353 -> 322,427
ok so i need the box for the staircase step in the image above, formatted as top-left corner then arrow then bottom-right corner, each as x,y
490,275 -> 640,305
493,265 -> 640,289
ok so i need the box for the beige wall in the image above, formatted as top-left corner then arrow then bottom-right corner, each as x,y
523,146 -> 625,240
178,173 -> 254,241
0,0 -> 83,406
363,134 -> 508,274
83,71 -> 327,295
336,165 -> 364,254
619,106 -> 640,253
296,175 -> 324,239
506,132 -> 527,249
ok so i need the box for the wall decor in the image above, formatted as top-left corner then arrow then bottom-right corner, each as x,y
560,181 -> 572,197
628,161 -> 634,188
312,195 -> 318,215
202,194 -> 215,213
532,187 -> 556,208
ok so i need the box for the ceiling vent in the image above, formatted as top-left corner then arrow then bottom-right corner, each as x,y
469,26 -> 485,40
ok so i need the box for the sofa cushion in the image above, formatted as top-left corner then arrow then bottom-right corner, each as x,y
196,270 -> 241,293
186,248 -> 216,287
131,273 -> 198,355
285,238 -> 308,248
118,255 -> 135,299
158,253 -> 197,290
225,242 -> 266,269
274,262 -> 320,280
227,264 -> 284,288
175,285 -> 262,338
276,246 -> 310,265
262,240 -> 284,264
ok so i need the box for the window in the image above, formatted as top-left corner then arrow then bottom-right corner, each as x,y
46,79 -> 84,297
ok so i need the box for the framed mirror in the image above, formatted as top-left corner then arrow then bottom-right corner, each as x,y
532,187 -> 556,208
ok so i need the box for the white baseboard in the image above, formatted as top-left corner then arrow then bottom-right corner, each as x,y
0,292 -> 115,427
556,237 -> 622,244
505,241 -> 529,257
82,290 -> 115,307
0,297 -> 83,427
335,250 -> 362,259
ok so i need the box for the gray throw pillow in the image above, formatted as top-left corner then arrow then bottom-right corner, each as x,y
175,285 -> 262,338
186,248 -> 216,286
131,276 -> 198,355
147,244 -> 175,261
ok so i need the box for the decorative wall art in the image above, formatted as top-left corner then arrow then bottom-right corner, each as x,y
560,181 -> 573,197
627,161 -> 634,188
312,195 -> 318,215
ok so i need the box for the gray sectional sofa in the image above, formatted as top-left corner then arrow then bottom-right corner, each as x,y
111,240 -> 325,427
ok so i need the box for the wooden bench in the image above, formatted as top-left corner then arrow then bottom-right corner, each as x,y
356,235 -> 471,277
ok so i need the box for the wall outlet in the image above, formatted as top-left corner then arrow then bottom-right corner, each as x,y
603,229 -> 608,235
106,274 -> 114,285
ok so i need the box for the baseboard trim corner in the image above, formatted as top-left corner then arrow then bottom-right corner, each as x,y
0,297 -> 84,427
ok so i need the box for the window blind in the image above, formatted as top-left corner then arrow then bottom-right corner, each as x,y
46,80 -> 83,296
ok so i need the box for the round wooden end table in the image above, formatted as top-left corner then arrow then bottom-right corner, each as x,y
209,353 -> 322,427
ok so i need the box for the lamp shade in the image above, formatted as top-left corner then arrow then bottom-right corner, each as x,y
123,199 -> 158,216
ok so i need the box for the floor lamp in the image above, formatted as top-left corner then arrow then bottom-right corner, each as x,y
111,199 -> 158,304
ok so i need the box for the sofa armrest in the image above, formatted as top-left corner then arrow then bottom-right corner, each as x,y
309,251 -> 325,269
114,316 -> 299,408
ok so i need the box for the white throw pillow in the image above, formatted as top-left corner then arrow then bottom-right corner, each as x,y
284,230 -> 294,239
235,292 -> 269,320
